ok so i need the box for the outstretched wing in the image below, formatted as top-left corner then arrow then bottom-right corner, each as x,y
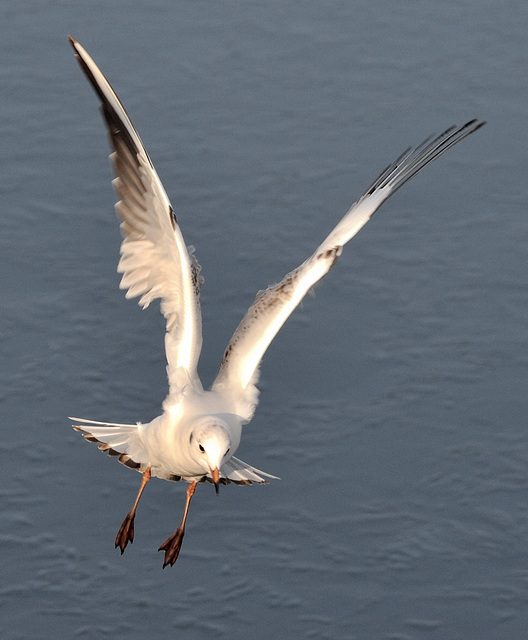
70,37 -> 203,395
212,120 -> 485,420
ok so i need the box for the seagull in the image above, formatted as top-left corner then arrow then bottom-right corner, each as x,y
68,36 -> 485,568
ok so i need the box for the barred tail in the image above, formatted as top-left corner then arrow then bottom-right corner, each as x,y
70,417 -> 144,471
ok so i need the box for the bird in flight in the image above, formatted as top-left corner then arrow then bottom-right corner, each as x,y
68,36 -> 484,568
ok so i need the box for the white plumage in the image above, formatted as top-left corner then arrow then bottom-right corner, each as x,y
68,36 -> 484,567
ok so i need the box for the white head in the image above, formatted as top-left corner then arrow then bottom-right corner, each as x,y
189,416 -> 232,493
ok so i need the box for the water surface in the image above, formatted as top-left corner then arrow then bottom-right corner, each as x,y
1,2 -> 527,638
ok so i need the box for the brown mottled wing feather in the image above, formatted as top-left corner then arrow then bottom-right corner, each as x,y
212,120 -> 485,420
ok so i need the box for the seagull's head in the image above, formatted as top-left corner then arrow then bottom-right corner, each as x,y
189,417 -> 232,494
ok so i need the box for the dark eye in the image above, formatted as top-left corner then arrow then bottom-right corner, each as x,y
198,444 -> 205,453
225,448 -> 230,456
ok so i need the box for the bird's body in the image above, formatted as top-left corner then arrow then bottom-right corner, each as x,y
68,36 -> 484,567
74,388 -> 268,484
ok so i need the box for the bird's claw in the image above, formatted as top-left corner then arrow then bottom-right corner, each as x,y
158,528 -> 185,568
115,513 -> 135,554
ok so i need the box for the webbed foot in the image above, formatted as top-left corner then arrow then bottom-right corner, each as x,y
158,527 -> 185,568
115,512 -> 135,554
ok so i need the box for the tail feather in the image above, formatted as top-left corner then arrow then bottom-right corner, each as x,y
70,417 -> 144,470
221,456 -> 279,485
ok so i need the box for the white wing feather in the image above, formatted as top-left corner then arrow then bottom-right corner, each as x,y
212,121 -> 485,420
70,37 -> 203,396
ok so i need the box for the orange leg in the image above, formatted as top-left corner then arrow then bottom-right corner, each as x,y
115,467 -> 151,554
158,481 -> 197,568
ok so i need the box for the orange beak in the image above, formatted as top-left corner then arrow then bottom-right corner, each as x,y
210,467 -> 220,494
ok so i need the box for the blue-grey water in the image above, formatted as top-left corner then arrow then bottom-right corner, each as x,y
1,1 -> 527,638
